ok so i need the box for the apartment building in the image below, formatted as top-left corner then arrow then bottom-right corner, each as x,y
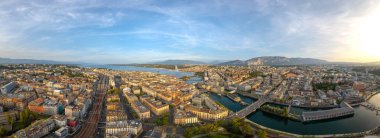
106,120 -> 142,135
140,96 -> 169,116
174,109 -> 199,125
14,118 -> 56,138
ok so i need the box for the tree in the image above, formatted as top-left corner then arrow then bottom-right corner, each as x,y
132,111 -> 138,119
154,114 -> 169,126
194,72 -> 204,77
180,76 -> 190,81
25,108 -> 30,122
20,111 -> 25,126
313,82 -> 337,91
19,108 -> 31,127
241,123 -> 253,136
336,99 -> 343,104
0,126 -> 6,136
231,117 -> 242,128
162,115 -> 169,125
30,112 -> 38,121
287,97 -> 293,100
183,122 -> 222,138
284,107 -> 289,117
257,129 -> 268,138
6,113 -> 14,132
242,77 -> 247,81
107,88 -> 119,94
248,71 -> 264,79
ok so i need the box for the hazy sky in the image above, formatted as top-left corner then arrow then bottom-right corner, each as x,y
0,0 -> 379,63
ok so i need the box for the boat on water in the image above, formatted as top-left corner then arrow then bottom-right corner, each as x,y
240,101 -> 248,105
226,93 -> 241,102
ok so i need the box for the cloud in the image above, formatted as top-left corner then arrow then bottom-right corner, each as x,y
252,0 -> 380,61
0,0 -> 379,63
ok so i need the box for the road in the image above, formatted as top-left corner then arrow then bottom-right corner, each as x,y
114,75 -> 135,120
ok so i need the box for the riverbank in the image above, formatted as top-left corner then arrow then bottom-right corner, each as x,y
238,91 -> 340,109
245,118 -> 380,138
208,91 -> 380,135
259,104 -> 300,121
366,91 -> 380,101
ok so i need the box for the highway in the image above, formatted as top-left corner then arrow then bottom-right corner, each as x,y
73,75 -> 108,138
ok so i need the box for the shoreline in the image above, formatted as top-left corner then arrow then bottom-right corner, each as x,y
237,91 -> 371,109
366,91 -> 380,101
259,107 -> 301,122
214,92 -> 380,136
245,118 -> 380,138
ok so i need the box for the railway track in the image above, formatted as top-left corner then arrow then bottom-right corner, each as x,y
73,76 -> 108,138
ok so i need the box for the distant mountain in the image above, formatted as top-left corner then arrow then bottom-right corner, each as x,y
0,57 -> 82,65
217,60 -> 247,66
218,56 -> 330,66
207,60 -> 228,65
247,56 -> 329,66
151,60 -> 206,65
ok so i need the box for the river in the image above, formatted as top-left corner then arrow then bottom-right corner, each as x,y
82,64 -> 380,135
209,92 -> 380,135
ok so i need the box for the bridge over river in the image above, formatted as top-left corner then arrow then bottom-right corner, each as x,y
227,98 -> 270,119
227,96 -> 356,122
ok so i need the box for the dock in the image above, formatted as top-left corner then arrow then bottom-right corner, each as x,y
361,102 -> 380,111
226,93 -> 242,103
301,102 -> 354,122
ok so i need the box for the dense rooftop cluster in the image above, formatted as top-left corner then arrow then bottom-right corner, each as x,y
0,64 -> 379,138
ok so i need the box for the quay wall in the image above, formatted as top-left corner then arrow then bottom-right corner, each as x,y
245,118 -> 380,138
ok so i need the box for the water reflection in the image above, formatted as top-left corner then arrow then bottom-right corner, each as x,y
208,92 -> 380,135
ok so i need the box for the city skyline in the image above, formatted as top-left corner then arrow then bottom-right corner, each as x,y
0,0 -> 380,63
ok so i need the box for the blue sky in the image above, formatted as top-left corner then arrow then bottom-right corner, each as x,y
0,0 -> 379,63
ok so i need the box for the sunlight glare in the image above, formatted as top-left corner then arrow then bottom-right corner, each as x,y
354,5 -> 380,61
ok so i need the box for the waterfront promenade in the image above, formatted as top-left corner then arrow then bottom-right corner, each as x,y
245,118 -> 380,138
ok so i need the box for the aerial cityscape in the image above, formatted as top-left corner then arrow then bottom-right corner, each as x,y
1,0 -> 380,138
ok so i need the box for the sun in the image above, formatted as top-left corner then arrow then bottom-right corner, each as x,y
353,5 -> 380,61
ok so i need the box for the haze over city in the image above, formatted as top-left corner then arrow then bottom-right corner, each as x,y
0,0 -> 379,63
2,1 -> 380,138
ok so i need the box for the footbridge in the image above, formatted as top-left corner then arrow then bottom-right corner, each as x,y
228,98 -> 269,119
